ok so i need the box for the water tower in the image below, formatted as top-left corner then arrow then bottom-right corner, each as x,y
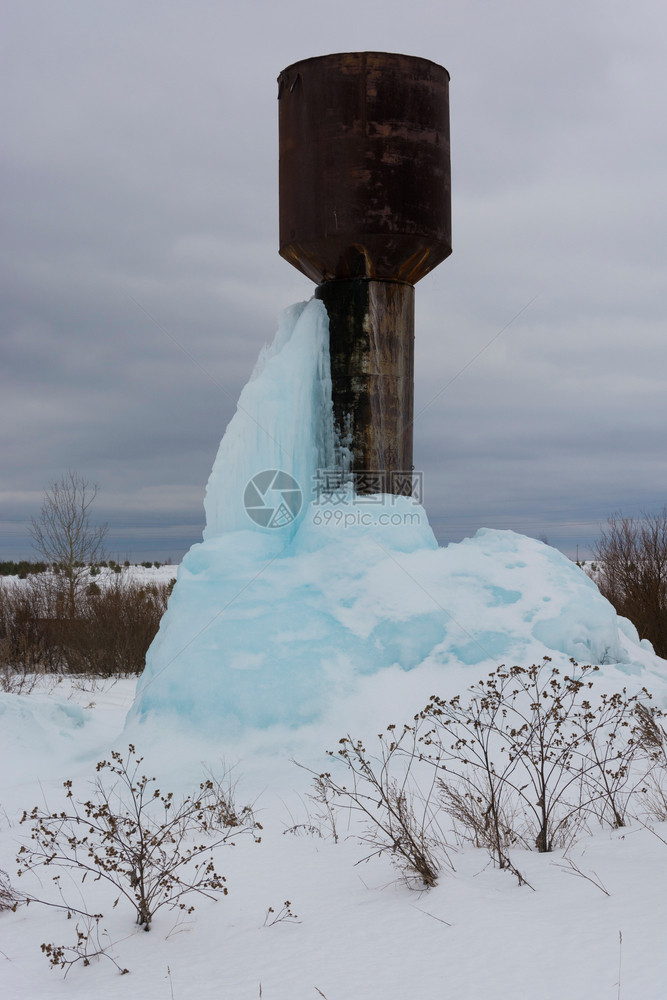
278,51 -> 451,492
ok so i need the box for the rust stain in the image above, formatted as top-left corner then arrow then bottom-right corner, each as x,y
278,51 -> 451,285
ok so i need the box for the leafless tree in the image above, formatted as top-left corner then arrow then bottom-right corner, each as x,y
594,509 -> 667,657
29,471 -> 107,616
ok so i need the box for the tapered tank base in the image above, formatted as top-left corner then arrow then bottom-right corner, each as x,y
315,278 -> 415,495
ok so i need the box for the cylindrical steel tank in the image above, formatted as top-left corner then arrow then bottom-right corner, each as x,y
278,52 -> 451,492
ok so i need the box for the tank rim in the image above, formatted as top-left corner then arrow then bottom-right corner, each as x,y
278,51 -> 450,82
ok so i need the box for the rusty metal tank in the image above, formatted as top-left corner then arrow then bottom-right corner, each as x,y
278,52 -> 451,491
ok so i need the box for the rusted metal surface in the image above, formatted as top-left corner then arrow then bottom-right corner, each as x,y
278,51 -> 451,284
315,278 -> 414,483
279,53 -> 451,496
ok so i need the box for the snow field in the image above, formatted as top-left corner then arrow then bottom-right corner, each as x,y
2,680 -> 666,1000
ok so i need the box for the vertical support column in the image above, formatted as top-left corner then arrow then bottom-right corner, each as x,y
315,278 -> 415,493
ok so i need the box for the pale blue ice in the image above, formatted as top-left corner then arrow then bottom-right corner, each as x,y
128,301 -> 666,735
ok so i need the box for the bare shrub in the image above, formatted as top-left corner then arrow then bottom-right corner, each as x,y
425,660 -> 654,853
643,780 -> 667,821
263,901 -> 300,926
304,772 -> 340,843
0,657 -> 40,694
284,768 -> 340,841
570,688 -> 655,829
553,855 -> 610,896
307,663 -> 660,895
17,745 -> 258,931
476,659 -> 593,853
0,867 -> 22,911
0,575 -> 62,675
421,667 -> 526,866
439,781 -> 519,860
594,508 -> 667,657
313,725 -> 453,887
0,574 -> 172,678
634,701 -> 667,821
41,913 -> 129,977
62,578 -> 172,675
197,764 -> 260,834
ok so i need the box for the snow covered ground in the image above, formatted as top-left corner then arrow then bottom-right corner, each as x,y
1,667 -> 667,1000
0,563 -> 177,593
3,300 -> 666,997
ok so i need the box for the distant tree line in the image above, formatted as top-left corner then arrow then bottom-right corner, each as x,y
0,472 -> 175,681
0,561 -> 49,578
0,559 -> 167,578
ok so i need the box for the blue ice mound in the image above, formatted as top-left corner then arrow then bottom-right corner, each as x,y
127,301 -> 666,736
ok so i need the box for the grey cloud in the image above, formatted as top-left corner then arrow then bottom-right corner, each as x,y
2,0 -> 666,561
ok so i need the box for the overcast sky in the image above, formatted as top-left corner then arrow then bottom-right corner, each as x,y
2,0 -> 666,562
